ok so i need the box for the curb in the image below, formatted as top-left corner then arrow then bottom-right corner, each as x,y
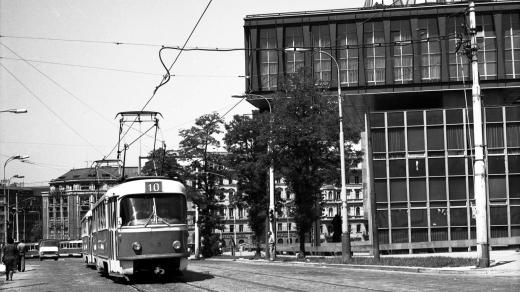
206,257 -> 519,277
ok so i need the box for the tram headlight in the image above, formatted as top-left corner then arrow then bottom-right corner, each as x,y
172,240 -> 181,250
132,241 -> 142,251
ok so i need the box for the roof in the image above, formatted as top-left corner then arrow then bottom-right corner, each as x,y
50,166 -> 139,184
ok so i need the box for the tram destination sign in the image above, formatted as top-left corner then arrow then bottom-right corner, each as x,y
145,181 -> 163,193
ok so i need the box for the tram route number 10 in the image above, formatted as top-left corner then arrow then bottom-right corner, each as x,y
145,181 -> 162,193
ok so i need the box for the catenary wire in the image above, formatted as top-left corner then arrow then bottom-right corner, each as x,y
0,62 -> 104,157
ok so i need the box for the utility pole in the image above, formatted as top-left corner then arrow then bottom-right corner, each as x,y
468,0 -> 489,268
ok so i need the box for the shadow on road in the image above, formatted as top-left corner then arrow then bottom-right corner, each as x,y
112,270 -> 214,285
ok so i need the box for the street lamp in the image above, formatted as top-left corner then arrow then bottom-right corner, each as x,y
3,155 -> 29,243
12,175 -> 25,242
285,47 -> 351,261
232,94 -> 275,260
0,108 -> 28,114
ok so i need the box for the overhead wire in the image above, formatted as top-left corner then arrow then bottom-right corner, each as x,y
0,62 -> 104,156
104,0 -> 214,160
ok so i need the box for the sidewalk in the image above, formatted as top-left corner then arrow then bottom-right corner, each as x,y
213,249 -> 520,277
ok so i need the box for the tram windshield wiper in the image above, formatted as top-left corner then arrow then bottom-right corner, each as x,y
143,212 -> 155,228
157,216 -> 172,227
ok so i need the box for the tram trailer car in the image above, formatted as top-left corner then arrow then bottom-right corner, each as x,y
85,177 -> 189,278
59,240 -> 83,257
81,210 -> 95,267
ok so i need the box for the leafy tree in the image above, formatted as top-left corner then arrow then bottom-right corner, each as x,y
224,114 -> 270,257
270,69 -> 361,255
179,112 -> 226,257
141,148 -> 185,180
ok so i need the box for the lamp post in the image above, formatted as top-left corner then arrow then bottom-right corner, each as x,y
232,94 -> 275,259
0,108 -> 27,114
285,47 -> 351,261
11,175 -> 25,242
3,155 -> 29,243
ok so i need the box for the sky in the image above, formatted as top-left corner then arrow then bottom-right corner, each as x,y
0,0 -> 365,186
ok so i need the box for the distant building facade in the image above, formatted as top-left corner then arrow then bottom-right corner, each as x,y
42,166 -> 138,240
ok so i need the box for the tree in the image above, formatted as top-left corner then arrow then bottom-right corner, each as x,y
224,114 -> 270,257
270,69 -> 361,255
179,112 -> 226,258
141,148 -> 185,180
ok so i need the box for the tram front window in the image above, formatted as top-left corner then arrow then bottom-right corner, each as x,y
120,194 -> 186,226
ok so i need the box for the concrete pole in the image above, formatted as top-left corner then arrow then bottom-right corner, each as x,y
468,0 -> 490,268
15,193 -> 19,242
194,205 -> 200,259
365,113 -> 380,260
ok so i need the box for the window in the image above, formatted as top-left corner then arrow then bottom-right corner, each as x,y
354,176 -> 360,184
238,207 -> 244,218
259,29 -> 278,90
229,224 -> 234,233
337,23 -> 358,86
364,22 -> 385,85
312,25 -> 331,84
391,20 -> 413,83
355,189 -> 360,199
278,223 -> 282,231
285,27 -> 304,73
239,224 -> 244,233
505,13 -> 520,78
448,16 -> 470,81
228,208 -> 234,219
418,18 -> 441,81
355,207 -> 361,216
288,223 -> 292,231
477,15 -> 497,80
328,208 -> 333,217
356,224 -> 361,233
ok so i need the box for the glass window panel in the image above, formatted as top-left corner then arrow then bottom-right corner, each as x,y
387,112 -> 404,126
429,178 -> 447,200
511,206 -> 520,224
488,156 -> 505,174
407,127 -> 425,151
375,180 -> 388,203
407,111 -> 423,126
372,129 -> 386,153
450,208 -> 468,226
446,109 -> 463,124
451,227 -> 468,240
409,179 -> 426,201
392,20 -> 413,83
391,209 -> 408,228
427,127 -> 444,150
489,176 -> 507,199
509,155 -> 520,173
364,21 -> 385,85
391,228 -> 409,243
506,124 -> 520,147
506,107 -> 520,121
447,126 -> 465,149
259,29 -> 278,90
510,175 -> 520,198
448,16 -> 471,81
377,210 -> 389,228
486,107 -> 503,122
312,25 -> 331,83
374,160 -> 387,178
448,157 -> 466,175
390,179 -> 407,202
486,124 -> 504,148
411,209 -> 427,227
285,26 -> 304,74
430,208 -> 448,227
337,23 -> 358,86
490,206 -> 508,225
448,177 -> 466,200
428,157 -> 446,176
389,159 -> 406,177
409,158 -> 426,177
411,228 -> 429,242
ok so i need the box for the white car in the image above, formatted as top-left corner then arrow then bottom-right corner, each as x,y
38,239 -> 59,261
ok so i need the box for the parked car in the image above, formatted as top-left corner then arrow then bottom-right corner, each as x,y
38,239 -> 59,261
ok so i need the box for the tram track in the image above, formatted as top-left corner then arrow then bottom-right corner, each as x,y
193,263 -> 393,292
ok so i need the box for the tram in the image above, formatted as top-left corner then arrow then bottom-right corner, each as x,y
81,210 -> 95,266
82,177 -> 189,279
59,240 -> 83,257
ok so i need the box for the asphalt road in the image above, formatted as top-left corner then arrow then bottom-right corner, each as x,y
1,257 -> 519,291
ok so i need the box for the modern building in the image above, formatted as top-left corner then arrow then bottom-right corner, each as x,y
242,0 -> 520,252
43,166 -> 138,240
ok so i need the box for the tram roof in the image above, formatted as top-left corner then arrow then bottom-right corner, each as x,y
92,177 -> 185,208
